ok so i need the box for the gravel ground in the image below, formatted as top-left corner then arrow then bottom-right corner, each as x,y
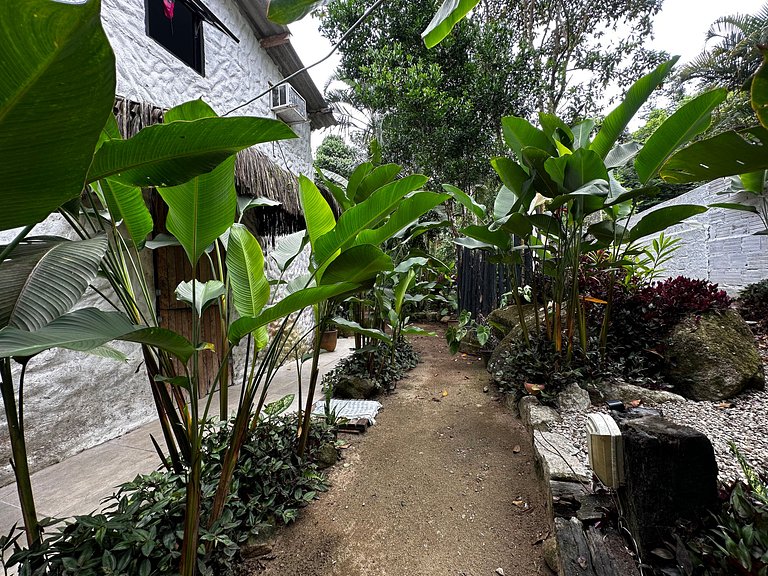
548,334 -> 768,486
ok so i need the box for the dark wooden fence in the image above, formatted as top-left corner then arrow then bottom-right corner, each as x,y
456,247 -> 513,319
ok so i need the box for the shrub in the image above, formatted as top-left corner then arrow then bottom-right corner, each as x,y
738,279 -> 768,332
685,445 -> 768,575
6,414 -> 335,576
322,339 -> 419,394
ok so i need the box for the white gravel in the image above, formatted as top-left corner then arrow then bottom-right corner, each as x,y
548,388 -> 768,486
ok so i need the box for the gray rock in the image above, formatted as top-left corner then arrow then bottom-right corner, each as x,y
616,414 -> 718,558
487,304 -> 543,340
542,536 -> 559,574
334,375 -> 377,399
598,381 -> 685,404
558,383 -> 591,411
534,430 -> 591,483
315,442 -> 338,469
519,395 -> 562,434
664,309 -> 765,400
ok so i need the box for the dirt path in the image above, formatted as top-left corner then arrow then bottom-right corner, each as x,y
256,327 -> 550,576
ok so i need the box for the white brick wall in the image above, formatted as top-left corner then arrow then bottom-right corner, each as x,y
631,179 -> 768,295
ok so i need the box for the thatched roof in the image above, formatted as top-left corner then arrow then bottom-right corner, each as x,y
113,96 -> 303,219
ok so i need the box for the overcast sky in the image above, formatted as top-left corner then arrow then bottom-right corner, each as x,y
289,0 -> 767,104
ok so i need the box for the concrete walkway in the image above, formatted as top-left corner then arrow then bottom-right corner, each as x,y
0,344 -> 352,548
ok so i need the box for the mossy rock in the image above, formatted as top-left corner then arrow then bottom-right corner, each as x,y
663,309 -> 765,401
487,304 -> 542,340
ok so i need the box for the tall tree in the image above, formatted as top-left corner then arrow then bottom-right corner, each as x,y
319,0 -> 666,190
315,134 -> 360,178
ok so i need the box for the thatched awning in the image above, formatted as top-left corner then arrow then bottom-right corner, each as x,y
113,96 -> 303,220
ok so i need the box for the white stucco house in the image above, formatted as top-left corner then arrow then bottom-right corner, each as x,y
0,0 -> 334,487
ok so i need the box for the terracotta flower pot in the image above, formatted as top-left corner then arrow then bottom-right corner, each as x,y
320,329 -> 338,352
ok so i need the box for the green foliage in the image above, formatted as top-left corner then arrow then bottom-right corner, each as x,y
322,340 -> 420,393
5,415 -> 335,576
685,444 -> 768,575
738,278 -> 768,332
445,310 -> 490,355
319,0 -> 666,191
315,135 -> 359,179
0,0 -> 116,231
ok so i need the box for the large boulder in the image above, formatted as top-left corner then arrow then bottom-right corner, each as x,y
487,304 -> 541,340
663,309 -> 764,400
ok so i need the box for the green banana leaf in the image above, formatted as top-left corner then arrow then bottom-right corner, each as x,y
313,175 -> 429,267
628,205 -> 707,241
591,57 -> 679,159
320,245 -> 393,285
442,184 -> 486,221
421,0 -> 481,48
227,224 -> 270,318
175,280 -> 225,318
0,237 -> 108,331
490,158 -> 530,198
266,0 -> 322,24
269,230 -> 307,273
353,164 -> 402,203
228,283 -> 359,344
0,0 -> 115,231
502,117 -> 556,159
156,101 -> 237,265
661,126 -> 768,183
0,308 -> 194,362
751,50 -> 768,129
298,176 -> 336,252
88,116 -> 296,186
635,88 -> 727,184
354,192 -> 449,246
331,317 -> 392,344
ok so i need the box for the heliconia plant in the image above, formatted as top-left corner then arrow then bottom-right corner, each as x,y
453,56 -> 728,361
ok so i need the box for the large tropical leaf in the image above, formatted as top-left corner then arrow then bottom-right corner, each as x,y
0,0 -> 115,231
493,185 -> 520,220
591,57 -> 679,159
501,117 -> 556,159
354,192 -> 449,246
227,224 -> 269,317
0,237 -> 108,331
751,50 -> 768,128
345,162 -> 374,204
266,0 -> 322,24
661,126 -> 768,183
228,283 -> 359,344
314,175 -> 429,267
635,88 -> 727,184
156,101 -> 237,265
421,0 -> 480,48
0,308 -> 194,362
175,280 -> 225,318
605,142 -> 641,170
88,116 -> 296,186
269,230 -> 307,273
442,184 -> 486,221
298,176 -> 336,252
353,164 -> 402,203
459,225 -> 510,250
331,317 -> 392,344
628,205 -> 708,241
491,157 -> 530,197
97,178 -> 153,248
320,245 -> 393,286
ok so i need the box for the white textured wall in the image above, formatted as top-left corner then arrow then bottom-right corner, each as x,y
631,179 -> 768,295
0,0 -> 316,487
101,0 -> 313,176
0,218 -> 156,487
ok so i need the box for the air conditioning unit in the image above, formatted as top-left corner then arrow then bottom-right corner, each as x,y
586,413 -> 624,488
271,84 -> 307,124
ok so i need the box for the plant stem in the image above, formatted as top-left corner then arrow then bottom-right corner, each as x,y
298,315 -> 326,457
0,359 -> 40,551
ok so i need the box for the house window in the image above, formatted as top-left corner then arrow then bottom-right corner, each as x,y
145,0 -> 205,76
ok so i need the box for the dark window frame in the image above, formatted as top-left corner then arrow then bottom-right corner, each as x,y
144,0 -> 206,76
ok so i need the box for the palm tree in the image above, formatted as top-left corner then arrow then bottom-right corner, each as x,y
680,3 -> 768,90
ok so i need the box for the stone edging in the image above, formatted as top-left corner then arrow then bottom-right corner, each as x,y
512,395 -> 639,576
